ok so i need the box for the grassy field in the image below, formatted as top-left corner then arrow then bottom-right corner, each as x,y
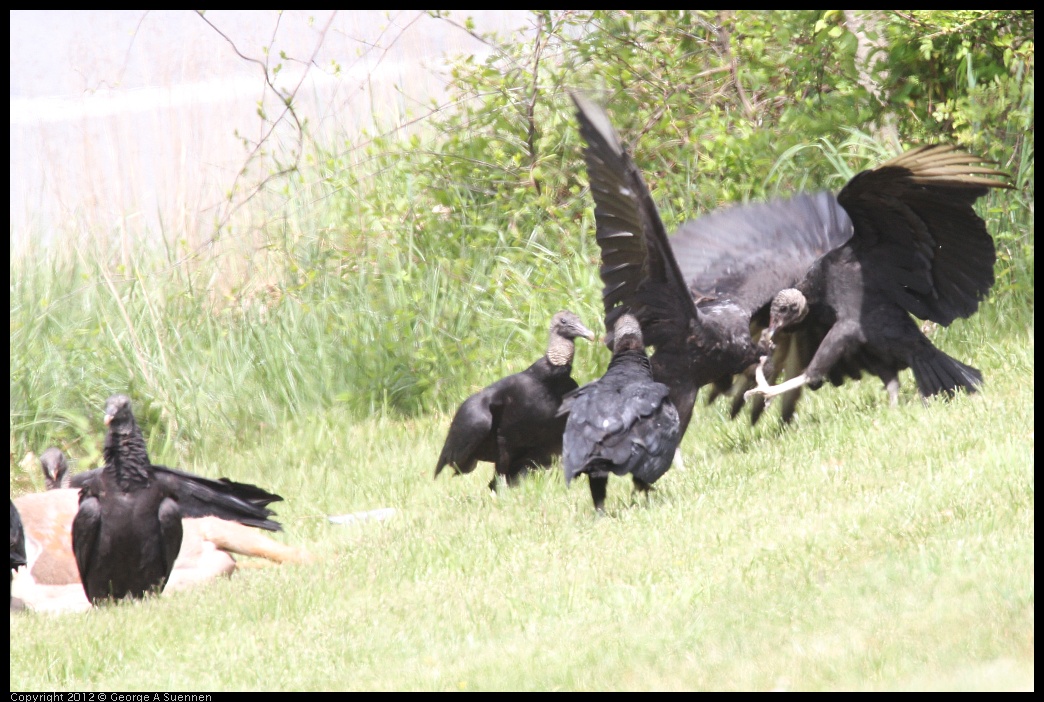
8,13 -> 1034,687
9,290 -> 1034,690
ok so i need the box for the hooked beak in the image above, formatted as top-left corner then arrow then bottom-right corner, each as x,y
575,320 -> 597,342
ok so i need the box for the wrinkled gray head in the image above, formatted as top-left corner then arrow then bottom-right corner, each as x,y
39,447 -> 69,489
547,310 -> 596,366
104,394 -> 135,431
768,288 -> 808,338
550,310 -> 597,342
611,313 -> 644,352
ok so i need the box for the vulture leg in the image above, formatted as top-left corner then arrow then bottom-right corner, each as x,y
506,459 -> 530,488
632,477 -> 655,506
672,448 -> 686,472
588,475 -> 609,514
883,374 -> 901,407
489,437 -> 513,493
729,373 -> 757,419
778,334 -> 808,424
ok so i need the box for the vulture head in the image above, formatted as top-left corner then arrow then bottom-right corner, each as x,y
610,313 -> 644,353
39,447 -> 70,490
766,288 -> 809,343
546,310 -> 597,366
103,394 -> 136,433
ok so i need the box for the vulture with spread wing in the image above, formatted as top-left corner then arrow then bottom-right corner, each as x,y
72,394 -> 283,604
572,93 -> 1010,434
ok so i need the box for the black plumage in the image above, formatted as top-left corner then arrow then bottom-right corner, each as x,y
573,92 -> 763,435
742,145 -> 1012,406
43,445 -> 280,529
435,310 -> 596,491
571,93 -> 1010,433
11,499 -> 27,605
560,314 -> 680,513
72,395 -> 283,604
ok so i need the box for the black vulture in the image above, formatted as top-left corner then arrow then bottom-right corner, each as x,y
72,394 -> 284,604
434,310 -> 597,491
13,482 -> 309,613
742,145 -> 1011,406
40,446 -> 94,490
11,499 -> 27,607
560,314 -> 681,513
571,93 -> 1010,433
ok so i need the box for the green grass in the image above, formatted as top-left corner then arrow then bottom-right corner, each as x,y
9,296 -> 1033,690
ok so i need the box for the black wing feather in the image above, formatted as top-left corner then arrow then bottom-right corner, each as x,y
571,92 -> 701,347
563,351 -> 679,487
838,144 -> 1012,325
157,496 -> 184,586
152,465 -> 283,532
67,468 -> 100,490
71,494 -> 102,591
669,191 -> 854,315
435,390 -> 496,476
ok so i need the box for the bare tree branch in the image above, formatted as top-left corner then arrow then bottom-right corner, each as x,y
193,10 -> 337,244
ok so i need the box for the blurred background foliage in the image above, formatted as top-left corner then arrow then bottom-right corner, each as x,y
10,10 -> 1033,469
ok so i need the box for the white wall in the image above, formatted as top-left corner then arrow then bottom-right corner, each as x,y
10,10 -> 532,249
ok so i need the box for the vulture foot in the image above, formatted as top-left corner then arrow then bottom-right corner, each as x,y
745,356 -> 810,403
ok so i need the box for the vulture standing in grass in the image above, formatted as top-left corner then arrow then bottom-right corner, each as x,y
435,310 -> 597,491
10,500 -> 27,606
560,313 -> 680,513
72,394 -> 284,604
571,93 -> 1010,433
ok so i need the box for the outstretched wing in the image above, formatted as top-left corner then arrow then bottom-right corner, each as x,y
670,191 -> 853,316
152,466 -> 283,532
838,144 -> 1012,325
571,92 -> 701,349
667,181 -> 853,426
64,467 -> 100,490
